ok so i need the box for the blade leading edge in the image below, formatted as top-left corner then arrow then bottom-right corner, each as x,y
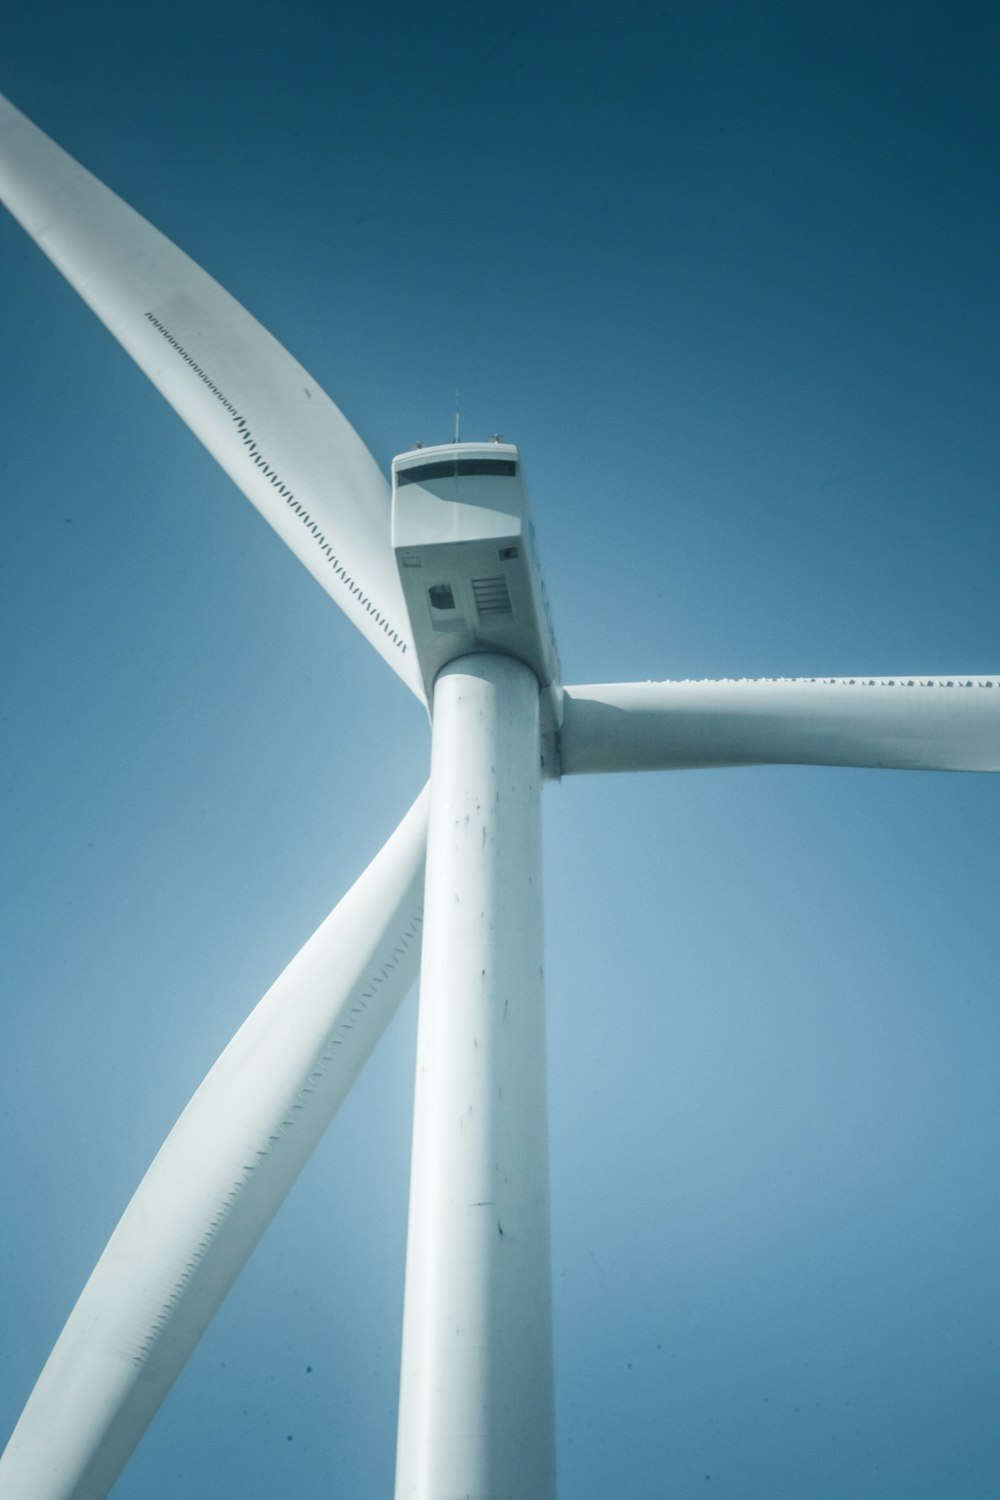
0,93 -> 423,698
0,788 -> 427,1500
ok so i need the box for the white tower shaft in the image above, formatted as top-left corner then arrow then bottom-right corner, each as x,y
395,654 -> 555,1500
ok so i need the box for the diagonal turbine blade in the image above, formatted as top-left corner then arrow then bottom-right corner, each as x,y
0,788 -> 427,1500
0,93 -> 422,698
560,677 -> 1000,775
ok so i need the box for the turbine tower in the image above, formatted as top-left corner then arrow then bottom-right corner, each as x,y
0,93 -> 996,1500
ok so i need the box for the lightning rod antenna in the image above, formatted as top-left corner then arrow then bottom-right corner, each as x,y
454,387 -> 460,444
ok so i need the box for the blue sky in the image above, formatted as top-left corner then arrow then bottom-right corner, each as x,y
1,4 -> 998,1496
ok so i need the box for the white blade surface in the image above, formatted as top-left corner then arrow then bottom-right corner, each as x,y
561,677 -> 1000,775
0,93 -> 422,697
0,789 -> 427,1500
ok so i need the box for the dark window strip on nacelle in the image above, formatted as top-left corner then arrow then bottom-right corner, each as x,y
396,458 -> 518,486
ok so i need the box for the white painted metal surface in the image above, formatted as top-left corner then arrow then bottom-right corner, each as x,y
395,656 -> 554,1500
561,677 -> 1000,775
0,791 -> 428,1500
391,442 -> 561,705
0,93 -> 422,697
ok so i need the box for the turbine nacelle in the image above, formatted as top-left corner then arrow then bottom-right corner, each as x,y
391,440 -> 563,768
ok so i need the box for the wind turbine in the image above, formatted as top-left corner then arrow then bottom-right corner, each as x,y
1,90 -> 997,1500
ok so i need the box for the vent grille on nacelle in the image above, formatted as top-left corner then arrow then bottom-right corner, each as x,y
472,576 -> 513,617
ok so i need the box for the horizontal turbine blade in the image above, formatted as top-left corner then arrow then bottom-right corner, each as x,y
561,677 -> 1000,775
0,788 -> 428,1500
0,93 -> 422,697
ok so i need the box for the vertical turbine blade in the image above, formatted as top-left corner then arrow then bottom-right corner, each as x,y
0,790 -> 427,1500
0,93 -> 422,696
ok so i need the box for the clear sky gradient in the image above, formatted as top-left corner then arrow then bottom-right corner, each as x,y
1,4 -> 998,1497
